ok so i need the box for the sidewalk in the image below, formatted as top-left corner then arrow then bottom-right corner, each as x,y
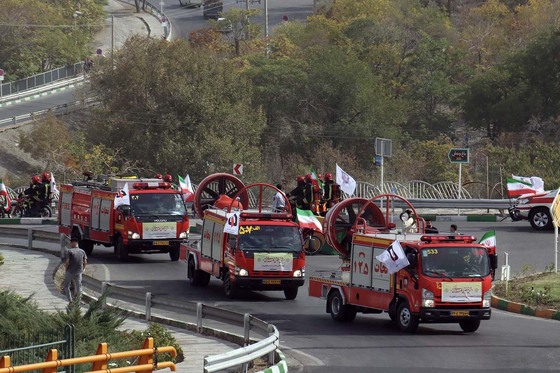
0,247 -> 238,372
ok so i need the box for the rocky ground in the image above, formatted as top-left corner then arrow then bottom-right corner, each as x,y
0,123 -> 45,183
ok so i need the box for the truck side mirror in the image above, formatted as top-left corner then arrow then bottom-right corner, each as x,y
406,252 -> 417,267
489,254 -> 498,270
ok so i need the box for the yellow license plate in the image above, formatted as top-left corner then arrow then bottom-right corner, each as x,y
451,310 -> 470,317
263,279 -> 281,285
153,241 -> 169,246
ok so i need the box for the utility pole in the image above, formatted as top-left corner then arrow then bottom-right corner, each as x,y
111,15 -> 114,67
245,0 -> 249,10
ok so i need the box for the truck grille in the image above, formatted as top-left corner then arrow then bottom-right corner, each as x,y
252,271 -> 291,277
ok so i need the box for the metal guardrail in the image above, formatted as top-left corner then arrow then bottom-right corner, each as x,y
0,337 -> 176,373
0,228 -> 283,372
0,96 -> 97,128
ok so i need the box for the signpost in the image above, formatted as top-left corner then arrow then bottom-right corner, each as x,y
550,189 -> 560,273
0,69 -> 4,99
448,148 -> 469,199
375,138 -> 392,194
233,163 -> 243,175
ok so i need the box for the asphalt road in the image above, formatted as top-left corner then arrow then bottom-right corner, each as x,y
71,220 -> 560,371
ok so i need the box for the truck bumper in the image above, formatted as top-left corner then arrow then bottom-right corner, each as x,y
127,239 -> 182,254
234,277 -> 305,291
420,307 -> 491,323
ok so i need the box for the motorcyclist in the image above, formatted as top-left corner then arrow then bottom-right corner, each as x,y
40,172 -> 52,206
24,175 -> 42,216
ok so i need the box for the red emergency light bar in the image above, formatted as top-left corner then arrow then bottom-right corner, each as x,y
132,182 -> 172,190
420,235 -> 476,243
240,212 -> 293,220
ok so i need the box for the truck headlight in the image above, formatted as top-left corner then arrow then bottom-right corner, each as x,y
483,289 -> 492,308
179,231 -> 189,239
422,288 -> 434,308
293,269 -> 304,277
235,267 -> 248,276
128,231 -> 140,239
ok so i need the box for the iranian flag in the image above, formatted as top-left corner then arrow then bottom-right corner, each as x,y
506,176 -> 540,198
178,175 -> 194,202
296,208 -> 322,232
0,179 -> 10,213
310,167 -> 323,189
479,230 -> 496,250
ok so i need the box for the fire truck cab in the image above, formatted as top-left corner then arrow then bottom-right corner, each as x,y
181,173 -> 306,299
59,176 -> 190,261
309,194 -> 497,333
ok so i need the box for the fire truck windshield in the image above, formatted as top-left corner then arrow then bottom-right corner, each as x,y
421,246 -> 489,278
130,193 -> 187,216
238,225 -> 303,253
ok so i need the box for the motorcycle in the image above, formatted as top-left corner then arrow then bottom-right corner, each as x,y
11,194 -> 52,218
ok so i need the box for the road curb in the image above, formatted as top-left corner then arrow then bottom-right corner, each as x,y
491,295 -> 560,321
257,350 -> 288,373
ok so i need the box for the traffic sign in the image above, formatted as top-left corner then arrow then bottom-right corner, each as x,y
448,148 -> 469,163
375,138 -> 392,157
233,163 -> 243,175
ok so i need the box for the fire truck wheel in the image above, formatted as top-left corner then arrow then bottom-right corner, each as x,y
223,270 -> 239,299
397,302 -> 419,333
188,257 -> 210,286
284,287 -> 298,300
115,236 -> 129,261
328,290 -> 356,322
169,247 -> 180,261
81,240 -> 94,256
459,319 -> 481,333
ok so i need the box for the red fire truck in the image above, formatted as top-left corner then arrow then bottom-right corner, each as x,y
180,173 -> 306,299
309,194 -> 497,333
59,176 -> 190,261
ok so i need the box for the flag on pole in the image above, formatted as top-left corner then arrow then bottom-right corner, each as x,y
50,173 -> 59,199
114,182 -> 130,209
336,164 -> 357,196
310,167 -> 323,190
0,179 -> 11,213
506,176 -> 544,198
376,240 -> 410,274
479,230 -> 496,250
296,208 -> 323,232
178,174 -> 194,202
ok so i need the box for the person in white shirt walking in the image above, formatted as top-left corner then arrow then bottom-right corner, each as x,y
272,184 -> 287,213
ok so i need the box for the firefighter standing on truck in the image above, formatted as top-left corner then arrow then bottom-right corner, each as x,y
322,172 -> 340,215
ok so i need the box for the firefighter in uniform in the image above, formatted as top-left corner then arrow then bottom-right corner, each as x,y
286,176 -> 305,218
40,172 -> 52,207
322,172 -> 340,215
302,174 -> 314,211
24,175 -> 43,216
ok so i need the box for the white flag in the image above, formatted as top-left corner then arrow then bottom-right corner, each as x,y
224,211 -> 241,235
336,164 -> 357,196
375,240 -> 410,274
50,173 -> 60,199
114,182 -> 130,209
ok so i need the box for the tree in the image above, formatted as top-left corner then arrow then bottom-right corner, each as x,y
87,36 -> 266,182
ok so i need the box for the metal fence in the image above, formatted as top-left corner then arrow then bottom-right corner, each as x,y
0,324 -> 75,373
0,63 -> 83,99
